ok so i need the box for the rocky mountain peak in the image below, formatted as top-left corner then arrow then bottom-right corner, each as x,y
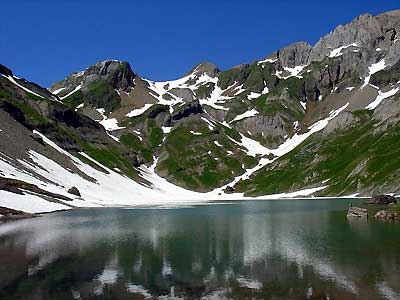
309,10 -> 400,63
81,60 -> 137,91
276,41 -> 313,67
185,62 -> 220,78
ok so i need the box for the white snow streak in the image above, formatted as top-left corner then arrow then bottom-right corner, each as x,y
366,87 -> 400,110
126,104 -> 153,117
60,84 -> 82,100
3,75 -> 45,99
230,108 -> 259,123
328,43 -> 358,58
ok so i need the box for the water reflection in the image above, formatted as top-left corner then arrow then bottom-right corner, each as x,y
0,200 -> 399,299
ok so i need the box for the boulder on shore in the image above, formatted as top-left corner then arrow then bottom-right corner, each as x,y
347,207 -> 368,218
68,186 -> 81,197
224,186 -> 235,194
374,209 -> 400,220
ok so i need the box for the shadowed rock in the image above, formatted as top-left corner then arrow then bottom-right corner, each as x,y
68,186 -> 81,197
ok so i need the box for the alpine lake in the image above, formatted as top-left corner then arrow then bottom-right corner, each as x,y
0,199 -> 399,300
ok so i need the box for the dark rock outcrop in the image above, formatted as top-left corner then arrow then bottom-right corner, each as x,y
367,194 -> 397,205
30,132 -> 45,146
67,186 -> 81,197
169,101 -> 204,123
0,206 -> 34,219
224,186 -> 235,194
0,64 -> 13,76
0,177 -> 73,201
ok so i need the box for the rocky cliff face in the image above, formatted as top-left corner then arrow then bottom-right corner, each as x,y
1,10 -> 400,212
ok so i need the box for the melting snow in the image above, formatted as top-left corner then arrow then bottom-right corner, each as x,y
361,59 -> 387,88
247,92 -> 261,100
328,43 -> 358,58
213,141 -> 223,147
201,117 -> 215,130
275,65 -> 307,79
230,109 -> 259,123
126,104 -> 153,117
96,108 -> 125,131
60,84 -> 82,100
366,87 -> 400,110
162,126 -> 173,134
190,131 -> 202,136
52,87 -> 66,95
0,98 -> 354,213
3,75 -> 45,99
257,58 -> 277,65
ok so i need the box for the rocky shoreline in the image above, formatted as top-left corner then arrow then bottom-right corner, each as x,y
347,194 -> 399,221
0,206 -> 37,221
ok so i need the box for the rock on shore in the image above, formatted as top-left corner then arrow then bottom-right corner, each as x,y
347,207 -> 368,218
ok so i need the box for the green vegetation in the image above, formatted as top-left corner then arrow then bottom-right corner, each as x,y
195,83 -> 214,99
79,141 -> 139,179
86,80 -> 121,113
63,90 -> 84,109
157,122 -> 256,191
25,92 -> 43,102
236,111 -> 400,196
388,204 -> 400,214
0,98 -> 49,126
120,132 -> 152,162
121,104 -> 169,127
147,119 -> 163,148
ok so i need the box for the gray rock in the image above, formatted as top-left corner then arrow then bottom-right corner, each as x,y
186,62 -> 220,78
347,206 -> 368,218
277,41 -> 313,67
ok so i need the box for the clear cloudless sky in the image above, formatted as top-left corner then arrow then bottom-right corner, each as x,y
1,0 -> 399,87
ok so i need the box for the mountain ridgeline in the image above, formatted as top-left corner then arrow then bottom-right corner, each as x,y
1,10 -> 400,212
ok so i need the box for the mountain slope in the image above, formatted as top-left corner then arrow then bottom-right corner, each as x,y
1,10 -> 400,213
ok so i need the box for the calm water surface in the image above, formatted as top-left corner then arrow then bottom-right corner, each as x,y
0,199 -> 399,300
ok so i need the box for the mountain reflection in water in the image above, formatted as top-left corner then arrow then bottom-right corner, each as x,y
0,199 -> 399,300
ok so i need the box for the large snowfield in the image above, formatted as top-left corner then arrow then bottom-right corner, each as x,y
0,102 -> 359,214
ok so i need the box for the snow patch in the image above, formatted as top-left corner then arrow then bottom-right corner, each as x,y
213,141 -> 223,147
60,84 -> 82,100
3,75 -> 45,99
230,108 -> 259,123
190,131 -> 202,136
328,43 -> 358,58
361,59 -> 387,88
247,92 -> 261,100
126,104 -> 153,117
366,87 -> 400,110
162,126 -> 173,134
257,58 -> 277,65
96,108 -> 125,131
52,87 -> 66,95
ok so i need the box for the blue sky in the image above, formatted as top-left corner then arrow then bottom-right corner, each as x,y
1,1 -> 399,87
